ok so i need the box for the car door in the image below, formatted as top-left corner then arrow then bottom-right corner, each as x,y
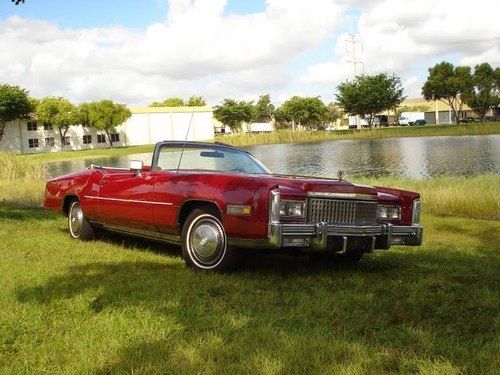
97,170 -> 156,231
149,170 -> 180,236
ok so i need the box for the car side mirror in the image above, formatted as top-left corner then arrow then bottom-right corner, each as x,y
130,160 -> 143,176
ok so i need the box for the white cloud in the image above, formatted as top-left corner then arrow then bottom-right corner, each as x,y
301,0 -> 500,97
0,0 -> 344,104
2,0 -> 498,105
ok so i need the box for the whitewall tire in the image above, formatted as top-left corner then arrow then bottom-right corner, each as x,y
181,209 -> 238,272
68,200 -> 95,241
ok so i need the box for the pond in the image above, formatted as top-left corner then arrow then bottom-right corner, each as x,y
46,135 -> 500,180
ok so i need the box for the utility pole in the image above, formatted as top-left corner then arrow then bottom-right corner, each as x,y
346,34 -> 364,129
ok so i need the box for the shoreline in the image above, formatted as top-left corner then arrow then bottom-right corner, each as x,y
3,122 -> 498,163
216,122 -> 500,148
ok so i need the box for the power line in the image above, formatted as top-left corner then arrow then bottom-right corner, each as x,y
345,33 -> 364,78
345,34 -> 364,129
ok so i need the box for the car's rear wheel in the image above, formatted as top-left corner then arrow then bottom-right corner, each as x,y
68,200 -> 95,241
181,208 -> 238,272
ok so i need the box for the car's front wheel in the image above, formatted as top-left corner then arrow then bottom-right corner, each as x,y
68,200 -> 95,241
181,208 -> 239,272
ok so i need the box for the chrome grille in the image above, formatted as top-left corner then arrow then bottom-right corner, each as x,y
307,198 -> 377,225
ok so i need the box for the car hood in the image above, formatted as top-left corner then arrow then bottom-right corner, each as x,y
257,173 -> 379,199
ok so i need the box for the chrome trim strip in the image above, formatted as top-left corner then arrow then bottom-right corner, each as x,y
88,164 -> 131,171
100,223 -> 181,244
412,198 -> 421,225
339,236 -> 347,254
369,236 -> 376,252
307,192 -> 377,200
228,237 -> 274,249
84,195 -> 173,206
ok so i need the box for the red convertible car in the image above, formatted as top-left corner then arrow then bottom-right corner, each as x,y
44,141 -> 423,271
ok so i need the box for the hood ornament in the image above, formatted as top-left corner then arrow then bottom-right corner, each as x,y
337,170 -> 344,181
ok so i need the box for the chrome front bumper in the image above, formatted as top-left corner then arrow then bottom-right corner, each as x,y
267,222 -> 423,251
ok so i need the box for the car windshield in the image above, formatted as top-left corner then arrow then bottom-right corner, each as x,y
156,145 -> 271,174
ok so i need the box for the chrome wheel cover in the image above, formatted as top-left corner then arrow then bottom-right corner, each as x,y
188,216 -> 226,267
69,202 -> 84,236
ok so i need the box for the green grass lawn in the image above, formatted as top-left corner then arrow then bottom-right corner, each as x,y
0,203 -> 498,373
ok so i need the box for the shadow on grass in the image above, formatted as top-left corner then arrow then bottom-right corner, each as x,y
15,247 -> 499,373
433,220 -> 500,250
55,227 -> 184,259
0,202 -> 57,221
6,203 -> 498,371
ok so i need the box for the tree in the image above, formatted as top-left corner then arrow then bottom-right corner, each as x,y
336,73 -> 405,128
75,102 -> 98,128
326,102 -> 344,124
35,97 -> 76,148
422,62 -> 472,124
150,97 -> 185,107
278,96 -> 329,130
186,96 -> 206,106
0,84 -> 34,142
462,63 -> 500,122
254,94 -> 276,123
213,99 -> 255,132
78,100 -> 131,148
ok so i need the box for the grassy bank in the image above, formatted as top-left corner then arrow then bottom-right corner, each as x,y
217,122 -> 500,147
23,144 -> 155,163
0,153 -> 46,206
0,204 -> 498,373
2,150 -> 498,220
359,174 -> 500,220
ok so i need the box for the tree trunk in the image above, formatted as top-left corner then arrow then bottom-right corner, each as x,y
478,101 -> 487,122
445,98 -> 459,125
105,130 -> 113,148
393,106 -> 400,125
58,128 -> 65,149
457,99 -> 464,125
0,120 -> 6,142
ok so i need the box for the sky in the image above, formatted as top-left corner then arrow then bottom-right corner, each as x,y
0,0 -> 499,106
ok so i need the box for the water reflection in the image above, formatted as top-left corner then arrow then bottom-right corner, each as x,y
46,135 -> 500,180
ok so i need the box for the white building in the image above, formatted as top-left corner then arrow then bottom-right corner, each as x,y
0,106 -> 214,154
243,122 -> 274,133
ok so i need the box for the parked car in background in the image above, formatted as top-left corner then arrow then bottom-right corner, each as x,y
412,119 -> 427,126
44,141 -> 423,272
348,116 -> 380,128
459,117 -> 478,123
483,116 -> 499,122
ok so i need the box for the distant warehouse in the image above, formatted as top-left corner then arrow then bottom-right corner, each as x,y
396,98 -> 499,124
341,98 -> 499,128
0,106 -> 214,154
